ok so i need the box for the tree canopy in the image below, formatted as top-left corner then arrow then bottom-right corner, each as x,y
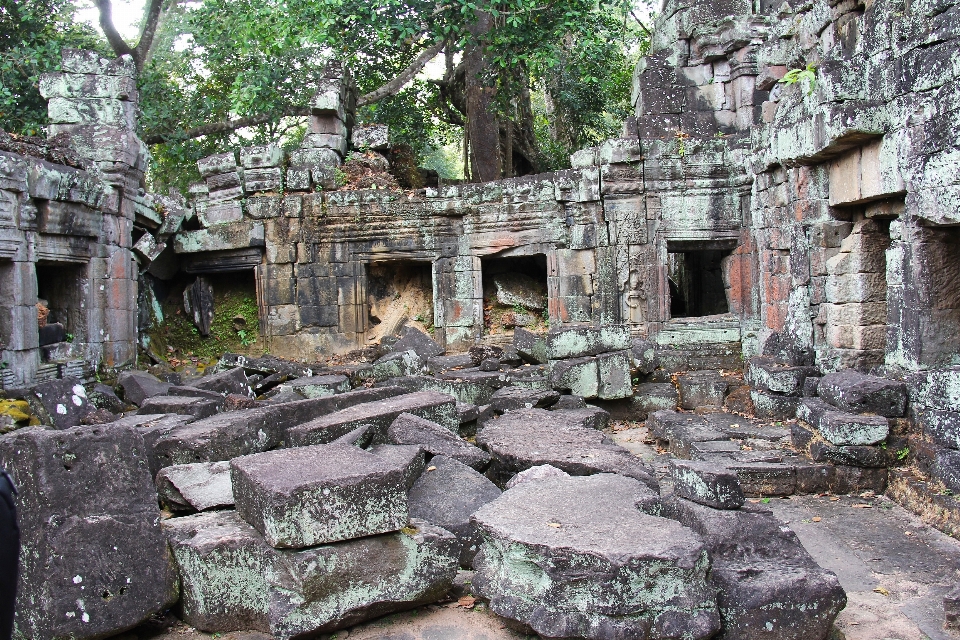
4,0 -> 650,189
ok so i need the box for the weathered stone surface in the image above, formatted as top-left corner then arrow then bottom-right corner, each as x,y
809,441 -> 887,468
165,511 -> 458,639
488,386 -> 560,413
562,406 -> 611,430
504,463 -> 570,489
154,387 -> 407,467
288,390 -> 458,446
286,374 -> 351,398
468,345 -> 504,366
550,394 -> 588,410
922,409 -> 960,450
492,273 -> 547,310
138,395 -> 220,419
670,460 -> 745,509
596,349 -> 633,399
391,325 -> 444,360
89,383 -> 126,413
798,397 -> 890,446
549,356 -> 600,398
678,370 -> 729,409
119,370 -> 172,406
231,443 -> 409,548
818,370 -> 907,418
745,357 -> 819,396
352,124 -> 389,150
667,497 -> 846,640
934,449 -> 960,495
387,412 -> 490,470
156,460 -> 234,512
408,455 -> 502,567
514,327 -> 548,364
633,383 -> 679,417
0,425 -> 177,639
472,474 -> 719,640
23,376 -> 92,428
362,350 -> 425,381
193,366 -> 251,397
750,389 -> 800,420
546,324 -> 632,359
477,408 -> 658,488
727,462 -> 797,497
367,444 -> 426,490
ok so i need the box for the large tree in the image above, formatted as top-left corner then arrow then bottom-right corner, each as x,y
93,0 -> 648,188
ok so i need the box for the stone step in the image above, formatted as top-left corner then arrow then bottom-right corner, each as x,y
797,397 -> 890,446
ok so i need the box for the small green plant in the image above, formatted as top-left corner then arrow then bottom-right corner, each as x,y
65,333 -> 74,343
896,446 -> 910,461
674,129 -> 689,157
779,63 -> 818,95
236,329 -> 255,347
512,303 -> 527,315
761,497 -> 771,504
334,167 -> 348,188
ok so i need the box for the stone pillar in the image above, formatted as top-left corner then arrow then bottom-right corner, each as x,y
40,49 -> 146,368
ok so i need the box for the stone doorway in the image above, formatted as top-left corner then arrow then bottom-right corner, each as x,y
35,261 -> 86,355
365,260 -> 435,344
480,255 -> 549,336
666,246 -> 732,318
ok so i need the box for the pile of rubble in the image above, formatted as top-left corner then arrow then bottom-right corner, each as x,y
0,322 -> 865,640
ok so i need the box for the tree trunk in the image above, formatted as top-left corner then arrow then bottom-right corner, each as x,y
464,11 -> 502,182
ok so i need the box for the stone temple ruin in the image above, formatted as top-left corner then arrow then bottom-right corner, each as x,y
1,0 -> 960,637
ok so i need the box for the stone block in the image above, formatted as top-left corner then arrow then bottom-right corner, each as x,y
797,398 -> 890,446
546,324 -> 631,359
489,386 -> 561,413
921,409 -> 960,450
745,356 -> 819,396
472,474 -> 718,640
750,389 -> 799,419
549,356 -> 599,398
390,325 -> 444,360
809,441 -> 887,468
596,350 -> 633,399
367,444 -> 426,490
352,124 -> 390,150
239,144 -> 283,169
231,443 -> 409,548
818,370 -> 907,417
289,147 -> 341,168
193,366 -> 250,396
0,424 -> 177,639
678,371 -> 729,409
408,455 -> 501,567
165,511 -> 458,639
23,376 -> 92,429
514,327 -> 548,364
287,390 -> 458,446
137,395 -> 220,419
285,374 -> 351,398
386,412 -> 491,470
243,167 -> 282,193
156,460 -> 234,512
197,152 -> 238,178
670,460 -> 745,509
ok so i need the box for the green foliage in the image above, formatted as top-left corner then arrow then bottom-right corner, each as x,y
779,63 -> 818,95
0,0 -> 107,136
896,446 -> 910,461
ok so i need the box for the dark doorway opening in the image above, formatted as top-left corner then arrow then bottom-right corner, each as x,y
480,254 -> 549,335
366,261 -> 434,342
667,246 -> 732,318
36,262 -> 86,348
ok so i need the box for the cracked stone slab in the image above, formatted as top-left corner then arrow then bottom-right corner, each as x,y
156,460 -> 234,512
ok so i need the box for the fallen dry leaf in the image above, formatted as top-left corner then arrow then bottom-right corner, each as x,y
458,595 -> 476,608
905,531 -> 913,536
812,517 -> 822,522
829,496 -> 840,501
426,466 -> 437,472
547,522 -> 561,528
874,587 -> 890,596
852,504 -> 873,509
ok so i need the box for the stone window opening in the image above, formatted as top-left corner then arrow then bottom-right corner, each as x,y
666,244 -> 734,319
365,260 -> 434,344
912,224 -> 960,367
481,254 -> 549,335
36,262 -> 86,357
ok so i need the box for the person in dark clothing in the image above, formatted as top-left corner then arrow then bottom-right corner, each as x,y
0,467 -> 18,640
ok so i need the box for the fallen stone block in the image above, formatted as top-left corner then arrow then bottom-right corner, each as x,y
390,325 -> 444,360
89,383 -> 126,413
137,395 -> 220,419
809,441 -> 887,468
331,424 -> 372,447
596,349 -> 633,399
456,401 -> 479,425
727,462 -> 797,497
488,386 -> 560,413
670,460 -> 745,509
409,455 -> 502,567
546,324 -> 632,359
745,357 -> 819,396
386,413 -> 491,470
631,337 -> 657,374
156,460 -> 234,512
118,370 -> 172,406
549,356 -> 600,398
750,388 -> 800,419
193,366 -> 251,397
286,374 -> 351,398
550,394 -> 587,410
632,382 -> 678,418
287,390 -> 458,447
155,387 -> 407,468
561,406 -> 611,430
106,413 -> 196,478
477,408 -> 658,488
23,376 -> 92,428
798,397 -> 889,446
359,350 -> 425,382
667,497 -> 846,640
165,511 -> 459,639
818,370 -> 907,417
0,425 -> 177,639
469,345 -> 504,366
472,474 -> 718,640
514,327 -> 548,364
231,443 -> 409,547
168,385 -> 225,401
426,353 -> 474,373
367,444 -> 426,490
678,370 -> 729,410
504,463 -> 570,489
